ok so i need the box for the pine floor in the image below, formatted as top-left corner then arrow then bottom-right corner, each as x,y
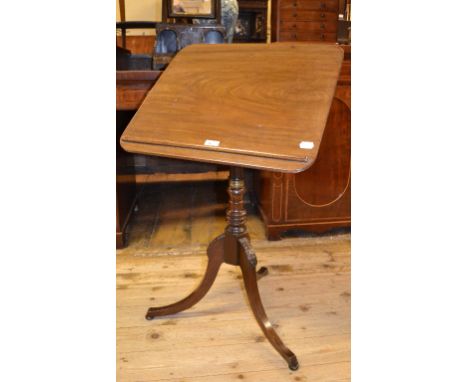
117,181 -> 351,382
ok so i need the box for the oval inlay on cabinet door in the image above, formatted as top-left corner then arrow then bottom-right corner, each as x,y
293,97 -> 351,207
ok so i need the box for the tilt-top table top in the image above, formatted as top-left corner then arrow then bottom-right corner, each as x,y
120,43 -> 344,173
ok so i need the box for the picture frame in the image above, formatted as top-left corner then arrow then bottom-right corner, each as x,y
167,0 -> 218,19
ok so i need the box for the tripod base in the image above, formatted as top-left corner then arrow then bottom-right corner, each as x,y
145,167 -> 299,370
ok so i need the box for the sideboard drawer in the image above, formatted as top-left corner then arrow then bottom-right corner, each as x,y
279,0 -> 339,11
280,20 -> 337,32
279,10 -> 337,21
279,31 -> 337,41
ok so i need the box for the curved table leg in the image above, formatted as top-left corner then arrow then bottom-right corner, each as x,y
239,239 -> 299,371
146,234 -> 225,320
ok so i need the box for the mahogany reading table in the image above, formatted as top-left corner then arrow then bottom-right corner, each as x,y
121,43 -> 343,370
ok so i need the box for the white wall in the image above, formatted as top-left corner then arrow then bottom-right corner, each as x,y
116,0 -> 162,35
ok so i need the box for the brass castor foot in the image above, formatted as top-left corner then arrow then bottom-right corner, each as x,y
288,356 -> 299,371
257,266 -> 269,280
145,312 -> 155,320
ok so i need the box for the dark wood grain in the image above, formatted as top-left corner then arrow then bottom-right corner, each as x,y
121,43 -> 343,173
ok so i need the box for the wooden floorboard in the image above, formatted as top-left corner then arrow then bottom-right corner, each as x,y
117,181 -> 350,381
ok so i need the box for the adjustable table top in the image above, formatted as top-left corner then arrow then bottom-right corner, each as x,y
120,43 -> 343,173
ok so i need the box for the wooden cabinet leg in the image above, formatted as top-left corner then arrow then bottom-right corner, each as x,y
145,234 -> 225,320
266,227 -> 283,241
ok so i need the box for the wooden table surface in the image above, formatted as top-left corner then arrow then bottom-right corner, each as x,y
120,43 -> 343,173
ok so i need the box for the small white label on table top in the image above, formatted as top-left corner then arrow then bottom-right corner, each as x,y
204,139 -> 220,147
299,141 -> 314,149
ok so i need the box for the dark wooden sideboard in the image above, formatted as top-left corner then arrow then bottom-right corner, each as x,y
255,44 -> 350,240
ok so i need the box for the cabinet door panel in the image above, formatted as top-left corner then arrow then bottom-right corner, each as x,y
287,98 -> 350,216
